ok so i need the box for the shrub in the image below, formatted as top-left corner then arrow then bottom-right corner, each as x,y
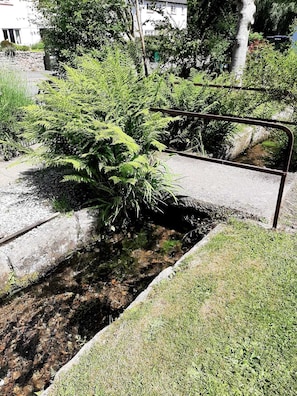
0,39 -> 14,49
31,41 -> 45,51
243,45 -> 297,170
162,72 -> 271,158
15,44 -> 30,51
22,47 -> 174,228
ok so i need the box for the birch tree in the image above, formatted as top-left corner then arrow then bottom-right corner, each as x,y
231,0 -> 256,80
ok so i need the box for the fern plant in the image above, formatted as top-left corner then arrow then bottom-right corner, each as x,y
22,47 -> 174,227
163,71 -> 274,158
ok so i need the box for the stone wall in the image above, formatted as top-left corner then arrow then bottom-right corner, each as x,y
223,107 -> 294,160
0,51 -> 45,71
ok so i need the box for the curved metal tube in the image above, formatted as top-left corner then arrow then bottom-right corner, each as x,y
150,107 -> 294,228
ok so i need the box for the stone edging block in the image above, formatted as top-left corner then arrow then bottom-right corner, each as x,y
0,209 -> 97,295
41,224 -> 225,395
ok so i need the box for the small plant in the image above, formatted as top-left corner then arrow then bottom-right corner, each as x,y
160,239 -> 182,255
15,44 -> 30,51
51,196 -> 72,213
31,41 -> 45,51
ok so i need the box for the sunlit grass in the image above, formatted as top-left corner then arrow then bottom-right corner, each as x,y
47,220 -> 297,396
0,69 -> 30,124
0,69 -> 32,157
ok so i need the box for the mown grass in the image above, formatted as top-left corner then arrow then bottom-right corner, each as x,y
46,220 -> 297,396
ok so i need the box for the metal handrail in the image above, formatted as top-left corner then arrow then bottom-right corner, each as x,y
190,82 -> 292,96
150,107 -> 294,229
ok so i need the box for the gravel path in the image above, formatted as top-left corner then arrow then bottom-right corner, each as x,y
0,158 -> 52,238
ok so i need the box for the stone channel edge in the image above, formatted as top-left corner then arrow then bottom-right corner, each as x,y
41,223 -> 225,395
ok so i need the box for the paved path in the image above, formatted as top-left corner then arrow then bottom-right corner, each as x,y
3,68 -> 296,229
161,153 -> 296,226
1,152 -> 296,235
20,70 -> 53,96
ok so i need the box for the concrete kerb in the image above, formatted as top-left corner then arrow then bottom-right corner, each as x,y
41,223 -> 225,396
0,208 -> 98,297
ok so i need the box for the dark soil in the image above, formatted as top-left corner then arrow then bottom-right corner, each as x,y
0,223 -> 189,396
234,141 -> 279,168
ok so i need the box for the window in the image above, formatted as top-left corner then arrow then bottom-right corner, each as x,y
170,6 -> 176,14
2,29 -> 21,44
145,30 -> 155,36
147,3 -> 154,13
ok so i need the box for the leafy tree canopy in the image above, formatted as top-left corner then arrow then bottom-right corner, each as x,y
186,0 -> 297,73
187,0 -> 238,72
35,0 -> 134,64
254,0 -> 297,35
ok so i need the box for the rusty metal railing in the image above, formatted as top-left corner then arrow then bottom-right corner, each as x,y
191,82 -> 291,96
150,107 -> 294,229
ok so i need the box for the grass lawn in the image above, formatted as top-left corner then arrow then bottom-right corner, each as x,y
45,220 -> 297,396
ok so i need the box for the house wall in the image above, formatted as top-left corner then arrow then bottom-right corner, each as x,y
0,0 -> 41,46
136,0 -> 187,36
0,0 -> 187,46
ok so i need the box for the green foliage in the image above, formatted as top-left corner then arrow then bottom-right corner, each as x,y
244,45 -> 297,93
249,31 -> 264,43
254,0 -> 297,36
187,0 -> 238,73
31,41 -> 45,51
161,72 -> 271,158
22,47 -> 174,228
14,44 -> 30,51
243,44 -> 297,169
145,24 -> 200,77
0,70 -> 31,159
35,0 -> 134,65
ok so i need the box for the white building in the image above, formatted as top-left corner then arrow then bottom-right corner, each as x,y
135,0 -> 187,36
0,0 -> 187,46
0,0 -> 41,46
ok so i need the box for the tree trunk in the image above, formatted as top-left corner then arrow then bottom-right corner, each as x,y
134,0 -> 150,77
231,0 -> 256,81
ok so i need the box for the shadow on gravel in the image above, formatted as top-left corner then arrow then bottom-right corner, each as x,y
21,166 -> 95,212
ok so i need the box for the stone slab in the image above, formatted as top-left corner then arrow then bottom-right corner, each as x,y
0,209 -> 97,295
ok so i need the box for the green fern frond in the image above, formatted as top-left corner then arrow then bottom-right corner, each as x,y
21,46 -> 175,228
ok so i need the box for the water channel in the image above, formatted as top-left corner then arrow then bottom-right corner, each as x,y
0,213 -> 213,396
